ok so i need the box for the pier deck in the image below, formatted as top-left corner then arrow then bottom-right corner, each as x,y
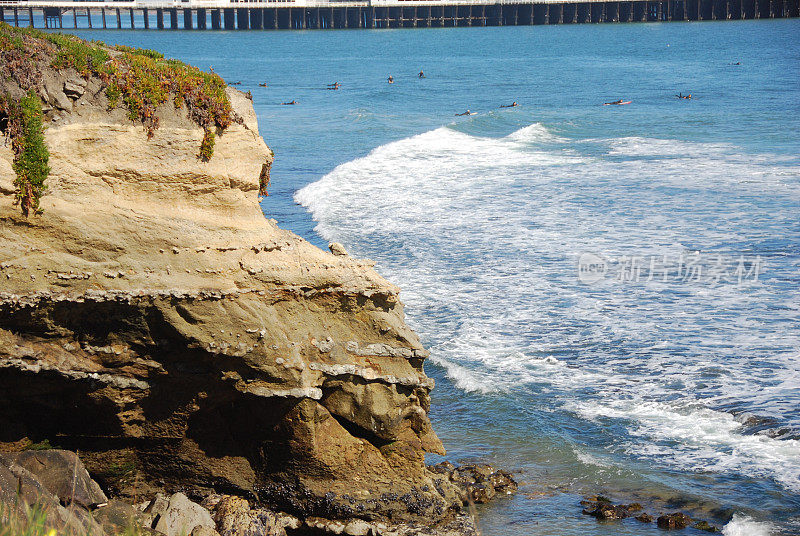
2,0 -> 797,30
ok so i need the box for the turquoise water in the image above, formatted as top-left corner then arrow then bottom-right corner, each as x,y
68,21 -> 799,536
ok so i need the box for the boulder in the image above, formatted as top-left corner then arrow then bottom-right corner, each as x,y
328,242 -> 349,256
0,450 -> 108,509
0,451 -> 107,536
152,493 -> 216,536
209,495 -> 285,536
63,78 -> 86,99
343,519 -> 372,536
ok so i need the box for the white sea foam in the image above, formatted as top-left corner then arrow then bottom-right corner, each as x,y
721,514 -> 774,536
296,123 -> 800,494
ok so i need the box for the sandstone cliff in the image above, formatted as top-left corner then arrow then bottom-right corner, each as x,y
0,28 -> 464,531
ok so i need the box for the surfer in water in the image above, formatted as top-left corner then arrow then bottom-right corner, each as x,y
676,93 -> 692,99
258,82 -> 267,87
387,75 -> 394,84
604,99 -> 629,105
418,70 -> 425,79
500,102 -> 518,108
327,82 -> 341,90
281,100 -> 298,105
455,110 -> 474,116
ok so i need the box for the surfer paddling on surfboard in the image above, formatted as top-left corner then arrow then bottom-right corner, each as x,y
604,99 -> 631,106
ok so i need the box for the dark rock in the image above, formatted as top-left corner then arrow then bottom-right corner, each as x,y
626,503 -> 643,512
429,461 -> 455,476
489,470 -> 518,495
467,483 -> 495,504
657,512 -> 693,529
439,462 -> 517,505
451,464 -> 493,486
635,513 -> 654,523
582,503 -> 631,520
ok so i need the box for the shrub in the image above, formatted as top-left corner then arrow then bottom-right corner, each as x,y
199,128 -> 215,162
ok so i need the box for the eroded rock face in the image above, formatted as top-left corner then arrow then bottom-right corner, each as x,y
0,57 -> 459,527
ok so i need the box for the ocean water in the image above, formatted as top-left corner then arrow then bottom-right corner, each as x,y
66,20 -> 800,536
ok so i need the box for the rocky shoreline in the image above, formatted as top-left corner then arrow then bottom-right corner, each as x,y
0,26 -> 516,535
1,449 -> 517,536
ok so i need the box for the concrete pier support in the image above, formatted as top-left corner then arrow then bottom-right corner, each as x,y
223,8 -> 235,29
249,8 -> 262,29
237,8 -> 249,29
197,8 -> 207,29
211,9 -> 221,29
183,9 -> 192,29
156,9 -> 164,29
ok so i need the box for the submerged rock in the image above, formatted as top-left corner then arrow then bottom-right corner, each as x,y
693,520 -> 720,532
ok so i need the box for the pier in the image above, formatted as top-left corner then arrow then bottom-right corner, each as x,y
1,0 -> 797,30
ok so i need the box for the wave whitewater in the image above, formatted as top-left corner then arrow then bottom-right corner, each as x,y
296,123 -> 800,498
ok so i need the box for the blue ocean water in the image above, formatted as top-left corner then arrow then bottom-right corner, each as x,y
67,20 -> 799,536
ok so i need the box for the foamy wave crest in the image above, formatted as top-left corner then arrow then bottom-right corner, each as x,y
722,514 -> 774,536
296,122 -> 800,494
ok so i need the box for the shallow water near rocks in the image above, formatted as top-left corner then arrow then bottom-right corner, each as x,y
66,20 -> 799,536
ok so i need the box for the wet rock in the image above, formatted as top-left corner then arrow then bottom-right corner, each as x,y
693,520 -> 720,532
657,512 -> 693,530
582,502 -> 631,520
429,461 -> 517,505
635,513 -> 654,523
468,483 -> 496,504
488,470 -> 518,495
429,461 -> 455,475
625,503 -> 643,513
451,464 -> 494,487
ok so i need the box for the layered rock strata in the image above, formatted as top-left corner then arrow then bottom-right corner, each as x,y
0,39 -> 462,529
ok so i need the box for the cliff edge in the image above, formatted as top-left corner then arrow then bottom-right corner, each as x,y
0,26 -> 465,531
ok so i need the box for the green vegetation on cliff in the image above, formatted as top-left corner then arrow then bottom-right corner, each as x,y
0,23 -> 237,215
0,91 -> 50,216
